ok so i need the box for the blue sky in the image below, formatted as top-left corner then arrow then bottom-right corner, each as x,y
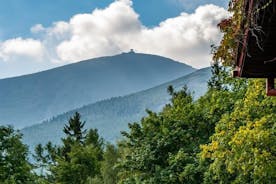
0,0 -> 229,79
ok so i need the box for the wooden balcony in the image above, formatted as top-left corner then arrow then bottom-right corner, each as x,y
233,0 -> 276,96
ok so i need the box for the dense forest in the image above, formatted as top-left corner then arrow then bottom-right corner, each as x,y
1,0 -> 275,183
1,62 -> 275,183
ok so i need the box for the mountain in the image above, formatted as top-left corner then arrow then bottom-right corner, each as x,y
22,67 -> 211,152
0,52 -> 195,128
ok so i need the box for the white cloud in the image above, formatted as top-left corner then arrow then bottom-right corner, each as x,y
0,38 -> 45,62
54,2 -> 228,67
48,21 -> 71,37
129,4 -> 228,67
0,0 -> 229,68
31,21 -> 70,39
31,24 -> 45,33
56,0 -> 141,62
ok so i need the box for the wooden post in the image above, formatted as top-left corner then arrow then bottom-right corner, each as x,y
266,78 -> 276,96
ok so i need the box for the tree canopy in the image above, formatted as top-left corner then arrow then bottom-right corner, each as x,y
0,126 -> 34,184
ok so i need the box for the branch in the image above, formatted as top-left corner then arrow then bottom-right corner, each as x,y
264,57 -> 276,64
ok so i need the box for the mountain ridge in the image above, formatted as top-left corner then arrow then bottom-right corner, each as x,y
1,52 -> 190,80
0,52 -> 195,128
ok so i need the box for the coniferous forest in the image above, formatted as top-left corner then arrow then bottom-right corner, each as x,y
0,0 -> 275,183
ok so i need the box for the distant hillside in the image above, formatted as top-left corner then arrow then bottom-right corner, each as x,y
0,52 -> 195,128
22,67 -> 211,151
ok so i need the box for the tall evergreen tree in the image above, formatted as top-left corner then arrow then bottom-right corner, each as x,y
63,112 -> 87,143
34,112 -> 104,184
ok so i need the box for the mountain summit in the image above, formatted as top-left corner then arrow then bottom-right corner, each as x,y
0,52 -> 195,128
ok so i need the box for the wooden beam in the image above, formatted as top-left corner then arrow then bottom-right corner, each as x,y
266,78 -> 276,96
233,67 -> 240,77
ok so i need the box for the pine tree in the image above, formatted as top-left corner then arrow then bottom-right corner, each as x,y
63,112 -> 87,143
34,112 -> 104,184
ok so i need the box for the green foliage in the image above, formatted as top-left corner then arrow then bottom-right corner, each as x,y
117,65 -> 243,184
85,129 -> 104,160
52,144 -> 101,184
101,144 -> 120,184
33,112 -> 104,184
30,62 -> 275,184
0,126 -> 34,183
201,80 -> 276,183
8,63 -> 275,184
115,62 -> 275,184
207,61 -> 227,90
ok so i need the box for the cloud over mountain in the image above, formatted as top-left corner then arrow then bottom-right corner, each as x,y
0,0 -> 228,68
0,38 -> 45,62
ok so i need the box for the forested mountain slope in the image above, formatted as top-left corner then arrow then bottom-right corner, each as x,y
0,52 -> 194,128
22,67 -> 211,151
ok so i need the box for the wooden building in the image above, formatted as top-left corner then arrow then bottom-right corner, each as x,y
233,0 -> 276,96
